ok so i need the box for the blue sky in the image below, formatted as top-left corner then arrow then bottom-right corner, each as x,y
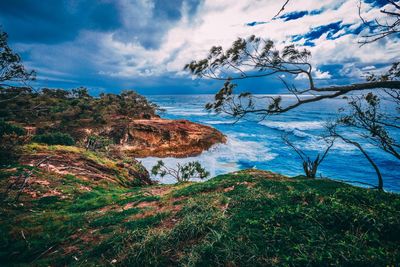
0,0 -> 398,95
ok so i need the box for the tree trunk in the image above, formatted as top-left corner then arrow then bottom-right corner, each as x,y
341,138 -> 384,191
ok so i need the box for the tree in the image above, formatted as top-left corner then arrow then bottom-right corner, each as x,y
0,29 -> 36,102
185,36 -> 399,119
282,134 -> 334,178
151,160 -> 209,183
358,0 -> 400,45
339,93 -> 399,160
327,122 -> 384,190
185,0 -> 399,190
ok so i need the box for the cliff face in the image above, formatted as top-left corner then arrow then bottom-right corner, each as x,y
94,118 -> 227,158
19,144 -> 154,190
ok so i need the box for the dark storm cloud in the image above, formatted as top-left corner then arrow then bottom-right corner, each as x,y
0,0 -> 121,44
0,0 -> 202,48
111,0 -> 202,49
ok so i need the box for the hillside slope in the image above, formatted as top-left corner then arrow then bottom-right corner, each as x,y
1,165 -> 399,266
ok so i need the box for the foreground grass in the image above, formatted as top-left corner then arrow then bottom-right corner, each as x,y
0,169 -> 399,266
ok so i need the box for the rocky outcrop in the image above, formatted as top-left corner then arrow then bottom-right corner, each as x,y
95,118 -> 227,158
19,145 -> 154,187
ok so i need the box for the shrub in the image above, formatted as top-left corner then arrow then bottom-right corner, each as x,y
32,132 -> 75,146
0,120 -> 26,137
151,160 -> 209,183
85,135 -> 113,151
0,121 -> 27,165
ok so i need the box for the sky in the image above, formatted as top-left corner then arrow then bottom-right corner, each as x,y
0,0 -> 399,95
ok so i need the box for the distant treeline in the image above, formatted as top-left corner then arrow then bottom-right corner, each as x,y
0,87 -> 159,130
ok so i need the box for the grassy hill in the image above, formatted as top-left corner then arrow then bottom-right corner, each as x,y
1,153 -> 399,266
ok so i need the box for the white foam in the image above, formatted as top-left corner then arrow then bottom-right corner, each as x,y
138,134 -> 276,184
259,120 -> 325,131
167,109 -> 209,116
204,120 -> 237,125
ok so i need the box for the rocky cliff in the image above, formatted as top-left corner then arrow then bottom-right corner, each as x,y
84,118 -> 227,158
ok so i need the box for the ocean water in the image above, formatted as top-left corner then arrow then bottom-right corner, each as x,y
140,95 -> 400,192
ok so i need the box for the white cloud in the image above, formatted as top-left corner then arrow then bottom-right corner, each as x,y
97,0 -> 399,81
313,69 -> 332,79
16,0 -> 399,88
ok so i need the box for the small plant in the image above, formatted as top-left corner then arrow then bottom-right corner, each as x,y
85,135 -> 113,151
32,132 -> 75,146
151,160 -> 209,183
282,134 -> 334,178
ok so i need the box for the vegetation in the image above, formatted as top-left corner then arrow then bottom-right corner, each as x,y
85,135 -> 113,152
282,134 -> 334,178
0,169 -> 399,266
185,0 -> 400,190
0,30 -> 35,97
0,87 -> 159,132
151,160 -> 210,183
0,120 -> 27,165
32,132 -> 75,146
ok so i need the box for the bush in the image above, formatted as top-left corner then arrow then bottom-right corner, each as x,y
151,160 -> 209,183
0,121 -> 27,166
85,135 -> 112,151
0,120 -> 26,137
32,132 -> 75,146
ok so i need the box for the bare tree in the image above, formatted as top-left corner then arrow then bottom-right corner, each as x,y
327,123 -> 383,190
358,0 -> 400,45
282,134 -> 334,178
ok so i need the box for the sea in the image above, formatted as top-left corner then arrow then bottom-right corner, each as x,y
139,94 -> 400,192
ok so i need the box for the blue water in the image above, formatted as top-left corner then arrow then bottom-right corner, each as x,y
140,95 -> 400,192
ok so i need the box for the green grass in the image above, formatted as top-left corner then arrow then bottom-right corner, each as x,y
0,169 -> 399,266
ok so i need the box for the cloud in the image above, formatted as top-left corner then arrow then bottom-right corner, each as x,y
0,0 -> 398,94
279,11 -> 309,21
313,69 -> 332,79
246,21 -> 268,27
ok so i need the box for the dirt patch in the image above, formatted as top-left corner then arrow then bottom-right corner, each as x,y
145,186 -> 174,196
34,180 -> 51,186
223,186 -> 235,192
135,200 -> 160,209
78,185 -> 92,191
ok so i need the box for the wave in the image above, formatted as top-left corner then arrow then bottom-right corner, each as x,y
138,135 -> 276,184
259,120 -> 325,131
204,120 -> 237,125
167,109 -> 209,116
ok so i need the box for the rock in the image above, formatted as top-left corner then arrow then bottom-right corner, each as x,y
19,146 -> 154,187
97,118 -> 227,158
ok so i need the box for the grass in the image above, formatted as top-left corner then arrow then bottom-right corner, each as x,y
0,169 -> 399,266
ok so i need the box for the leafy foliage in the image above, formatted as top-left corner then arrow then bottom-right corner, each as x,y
0,88 -> 159,131
85,135 -> 113,152
0,120 -> 27,165
0,29 -> 35,92
32,132 -> 75,146
151,160 -> 210,183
